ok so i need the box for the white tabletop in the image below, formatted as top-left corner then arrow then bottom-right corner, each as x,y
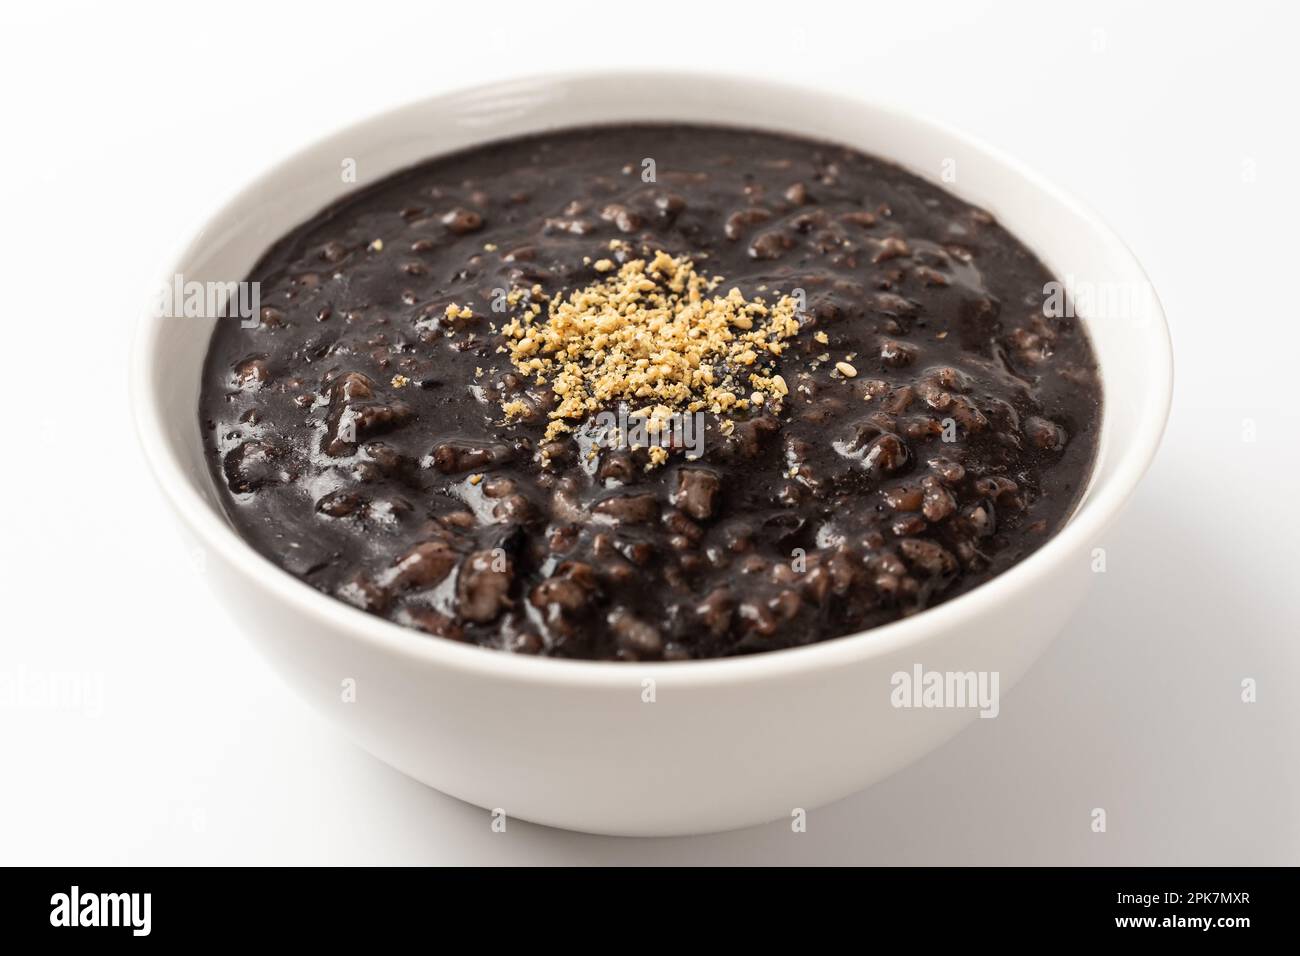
2,0 -> 1296,865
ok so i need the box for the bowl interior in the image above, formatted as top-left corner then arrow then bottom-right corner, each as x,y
134,71 -> 1170,674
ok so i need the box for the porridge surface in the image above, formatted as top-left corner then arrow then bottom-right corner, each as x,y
200,124 -> 1101,660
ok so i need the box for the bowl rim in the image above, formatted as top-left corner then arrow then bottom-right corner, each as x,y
130,68 -> 1173,689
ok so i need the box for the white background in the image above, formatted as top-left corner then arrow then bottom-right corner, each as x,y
2,0 -> 1297,865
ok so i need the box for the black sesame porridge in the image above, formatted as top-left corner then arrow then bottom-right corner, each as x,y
199,124 -> 1102,661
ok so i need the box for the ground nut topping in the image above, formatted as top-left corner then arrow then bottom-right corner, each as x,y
200,124 -> 1101,661
501,251 -> 801,445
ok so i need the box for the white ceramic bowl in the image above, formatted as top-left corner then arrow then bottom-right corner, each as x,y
132,71 -> 1172,836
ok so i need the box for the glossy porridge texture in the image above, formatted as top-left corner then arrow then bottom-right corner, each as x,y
200,124 -> 1101,660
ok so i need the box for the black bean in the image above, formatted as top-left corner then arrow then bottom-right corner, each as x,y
223,440 -> 289,493
457,550 -> 513,623
724,207 -> 771,240
673,467 -> 721,520
880,340 -> 919,368
748,229 -> 793,260
695,588 -> 733,637
232,356 -> 269,389
608,607 -> 662,657
1025,416 -> 1067,451
921,477 -> 957,522
387,540 -> 458,591
429,440 -> 511,474
440,208 -> 483,235
898,538 -> 958,576
593,493 -> 659,525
